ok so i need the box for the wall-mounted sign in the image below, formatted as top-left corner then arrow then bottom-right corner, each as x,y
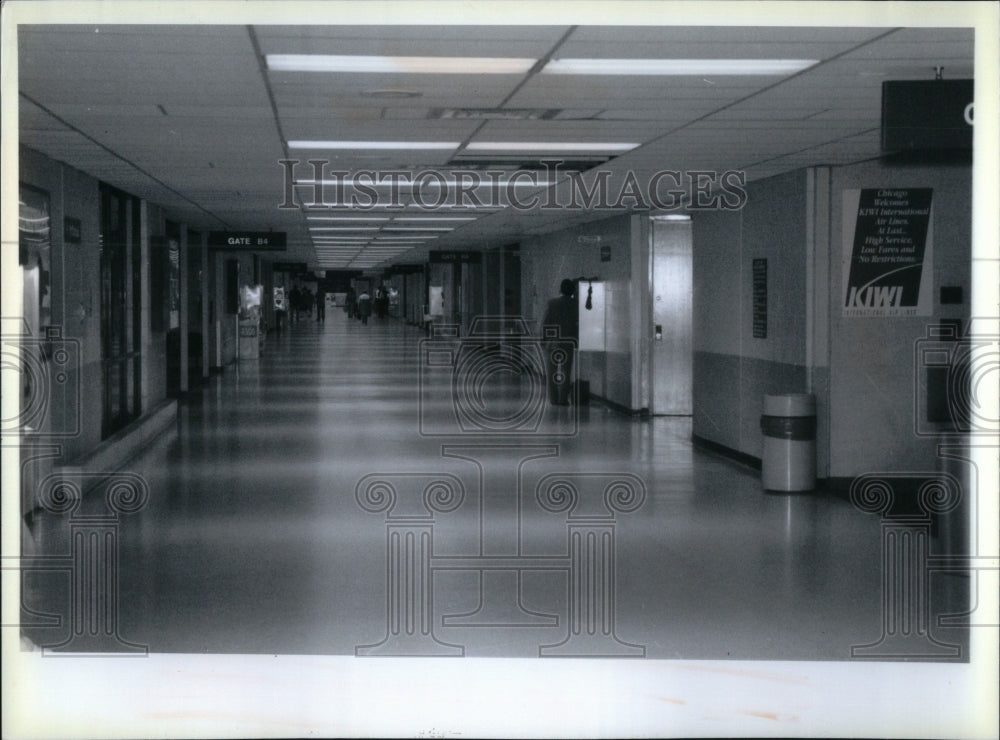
208,231 -> 286,250
752,258 -> 767,338
842,188 -> 933,317
63,216 -> 82,244
578,235 -> 602,244
600,245 -> 611,262
428,250 -> 482,264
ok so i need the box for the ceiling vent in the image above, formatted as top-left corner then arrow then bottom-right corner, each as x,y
445,158 -> 608,172
429,108 -> 562,120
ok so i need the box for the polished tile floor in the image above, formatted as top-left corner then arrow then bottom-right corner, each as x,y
22,310 -> 969,661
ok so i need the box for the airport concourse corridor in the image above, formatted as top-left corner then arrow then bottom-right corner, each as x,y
22,310 -> 969,661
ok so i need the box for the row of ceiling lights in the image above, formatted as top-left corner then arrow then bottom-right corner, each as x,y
274,52 -> 818,267
274,52 -> 818,156
266,54 -> 818,76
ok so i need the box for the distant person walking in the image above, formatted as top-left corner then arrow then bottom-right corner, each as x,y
541,278 -> 579,405
316,285 -> 326,322
303,287 -> 315,321
357,289 -> 372,325
289,285 -> 301,324
376,284 -> 391,318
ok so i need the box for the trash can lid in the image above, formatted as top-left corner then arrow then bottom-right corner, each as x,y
764,393 -> 816,417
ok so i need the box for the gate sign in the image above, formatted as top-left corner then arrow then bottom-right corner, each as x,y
428,250 -> 481,264
208,231 -> 287,250
842,188 -> 933,317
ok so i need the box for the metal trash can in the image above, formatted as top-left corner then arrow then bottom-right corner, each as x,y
761,393 -> 816,491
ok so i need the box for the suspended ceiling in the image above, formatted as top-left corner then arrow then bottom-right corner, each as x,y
17,22 -> 975,270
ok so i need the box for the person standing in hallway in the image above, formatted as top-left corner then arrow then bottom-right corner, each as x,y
357,288 -> 372,325
542,278 -> 579,405
316,284 -> 326,322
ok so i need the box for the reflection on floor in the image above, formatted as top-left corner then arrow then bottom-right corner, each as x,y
22,311 -> 970,660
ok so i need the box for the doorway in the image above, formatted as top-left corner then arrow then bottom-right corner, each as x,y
649,217 -> 693,415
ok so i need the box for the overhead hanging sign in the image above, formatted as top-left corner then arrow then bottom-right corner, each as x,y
208,231 -> 286,250
428,250 -> 481,264
842,188 -> 933,317
271,261 -> 307,272
881,79 -> 973,153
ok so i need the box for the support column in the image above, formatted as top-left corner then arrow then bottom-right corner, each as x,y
138,201 -> 151,411
179,227 -> 188,393
201,234 -> 209,379
630,213 -> 651,413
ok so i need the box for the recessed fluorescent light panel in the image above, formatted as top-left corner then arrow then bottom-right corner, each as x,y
383,227 -> 455,232
542,58 -> 818,75
309,226 -> 381,232
465,142 -> 638,153
267,54 -> 536,75
391,217 -> 477,222
289,141 -> 460,150
306,216 -> 392,222
297,177 -> 548,188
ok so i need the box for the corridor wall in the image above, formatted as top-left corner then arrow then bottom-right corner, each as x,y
691,160 -> 971,481
521,213 -> 637,410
